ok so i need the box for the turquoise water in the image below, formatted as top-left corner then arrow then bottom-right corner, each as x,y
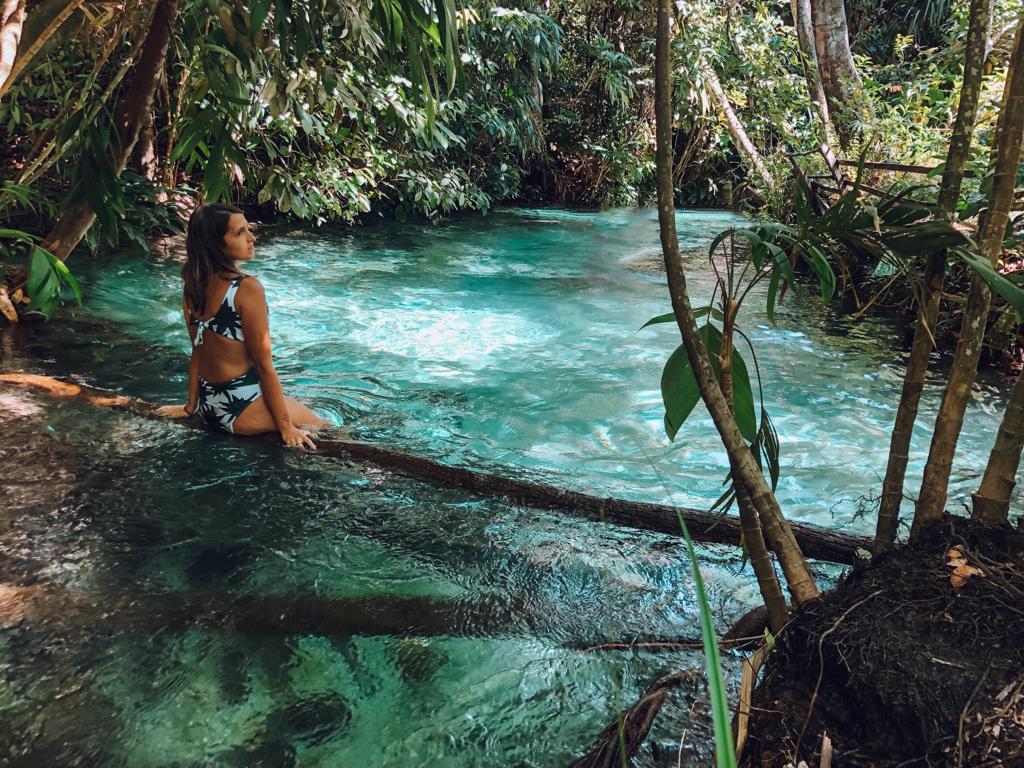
0,207 -> 1017,766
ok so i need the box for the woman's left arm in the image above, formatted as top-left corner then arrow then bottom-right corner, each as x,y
184,345 -> 200,416
238,278 -> 314,449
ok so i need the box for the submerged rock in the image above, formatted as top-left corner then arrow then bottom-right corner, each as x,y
265,692 -> 352,747
185,544 -> 255,585
387,636 -> 449,685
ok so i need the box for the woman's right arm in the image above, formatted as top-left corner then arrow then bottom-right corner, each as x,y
238,278 -> 315,449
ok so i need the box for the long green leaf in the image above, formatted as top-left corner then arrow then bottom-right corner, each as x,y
673,511 -> 738,768
702,324 -> 757,442
0,228 -> 36,240
250,0 -> 272,35
954,248 -> 1024,320
660,324 -> 756,442
640,305 -> 721,330
758,408 -> 780,490
765,268 -> 781,322
883,220 -> 971,256
39,247 -> 81,301
661,343 -> 700,441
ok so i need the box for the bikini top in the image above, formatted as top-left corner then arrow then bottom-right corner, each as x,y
190,275 -> 247,347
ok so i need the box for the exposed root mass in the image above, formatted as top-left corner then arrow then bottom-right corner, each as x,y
746,518 -> 1024,767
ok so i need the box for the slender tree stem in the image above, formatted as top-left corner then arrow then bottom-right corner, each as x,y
790,0 -> 833,146
0,0 -> 25,94
719,296 -> 788,632
655,0 -> 818,606
973,373 -> 1024,524
701,59 -> 776,189
810,0 -> 867,147
873,0 -> 994,555
913,19 -> 1024,536
0,0 -> 85,101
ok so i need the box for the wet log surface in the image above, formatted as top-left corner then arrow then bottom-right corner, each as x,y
0,371 -> 872,564
0,582 -> 524,639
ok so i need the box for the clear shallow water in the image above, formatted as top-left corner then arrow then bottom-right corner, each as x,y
82,206 -> 1020,529
0,207 -> 1017,766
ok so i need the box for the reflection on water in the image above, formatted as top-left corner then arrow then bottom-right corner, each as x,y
0,207 -> 1015,766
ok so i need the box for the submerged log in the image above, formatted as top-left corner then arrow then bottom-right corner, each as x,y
0,372 -> 872,564
0,582 -> 521,638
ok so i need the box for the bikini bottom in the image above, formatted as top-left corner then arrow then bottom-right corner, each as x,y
196,368 -> 263,434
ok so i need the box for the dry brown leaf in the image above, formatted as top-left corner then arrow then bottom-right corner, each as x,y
953,564 -> 984,578
945,545 -> 971,573
11,288 -> 23,302
0,291 -> 18,323
950,563 -> 985,589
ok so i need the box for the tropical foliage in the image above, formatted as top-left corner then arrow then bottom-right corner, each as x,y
0,0 -> 1020,320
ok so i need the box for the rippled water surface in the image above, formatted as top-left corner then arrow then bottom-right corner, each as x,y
0,207 -> 1016,766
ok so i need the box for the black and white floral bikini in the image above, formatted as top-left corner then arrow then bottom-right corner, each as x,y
190,275 -> 263,433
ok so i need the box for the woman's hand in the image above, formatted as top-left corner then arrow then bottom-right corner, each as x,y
155,404 -> 193,419
280,423 -> 316,451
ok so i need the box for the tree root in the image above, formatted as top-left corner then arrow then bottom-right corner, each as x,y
570,669 -> 702,768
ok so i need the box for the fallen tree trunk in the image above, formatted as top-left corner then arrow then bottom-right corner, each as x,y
0,582 -> 523,638
0,371 -> 872,564
700,59 -> 776,190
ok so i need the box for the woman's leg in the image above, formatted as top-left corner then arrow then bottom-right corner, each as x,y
285,397 -> 329,429
233,396 -> 328,435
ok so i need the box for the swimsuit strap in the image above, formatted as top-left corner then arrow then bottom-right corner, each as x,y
224,275 -> 247,312
190,275 -> 247,348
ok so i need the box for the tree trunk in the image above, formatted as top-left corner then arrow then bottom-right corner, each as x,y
791,0 -> 833,145
872,0 -> 994,555
701,59 -> 776,190
0,0 -> 82,100
134,108 -> 159,181
40,0 -> 176,262
0,371 -> 874,565
810,0 -> 865,147
0,0 -> 25,94
719,299 -> 789,633
972,374 -> 1024,524
657,3 -> 818,605
913,19 -> 1024,536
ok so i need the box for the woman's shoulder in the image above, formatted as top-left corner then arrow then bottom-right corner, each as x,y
235,272 -> 262,288
235,274 -> 265,301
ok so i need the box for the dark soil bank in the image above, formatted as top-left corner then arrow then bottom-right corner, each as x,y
745,518 -> 1024,767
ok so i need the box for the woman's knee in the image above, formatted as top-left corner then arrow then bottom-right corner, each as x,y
286,397 -> 327,428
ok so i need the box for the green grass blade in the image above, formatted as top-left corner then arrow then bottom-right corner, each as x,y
674,509 -> 738,768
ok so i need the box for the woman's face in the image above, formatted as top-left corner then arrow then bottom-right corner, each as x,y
222,213 -> 255,262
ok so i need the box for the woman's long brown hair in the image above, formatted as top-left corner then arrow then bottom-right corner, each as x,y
182,203 -> 243,315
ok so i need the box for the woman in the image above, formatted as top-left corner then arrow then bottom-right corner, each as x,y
158,203 -> 326,450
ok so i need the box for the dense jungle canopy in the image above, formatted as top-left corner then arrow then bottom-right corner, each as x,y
0,0 -> 1019,240
3,0 -> 1024,766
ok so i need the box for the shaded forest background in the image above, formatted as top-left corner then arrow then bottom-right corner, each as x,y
0,0 -> 1018,243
